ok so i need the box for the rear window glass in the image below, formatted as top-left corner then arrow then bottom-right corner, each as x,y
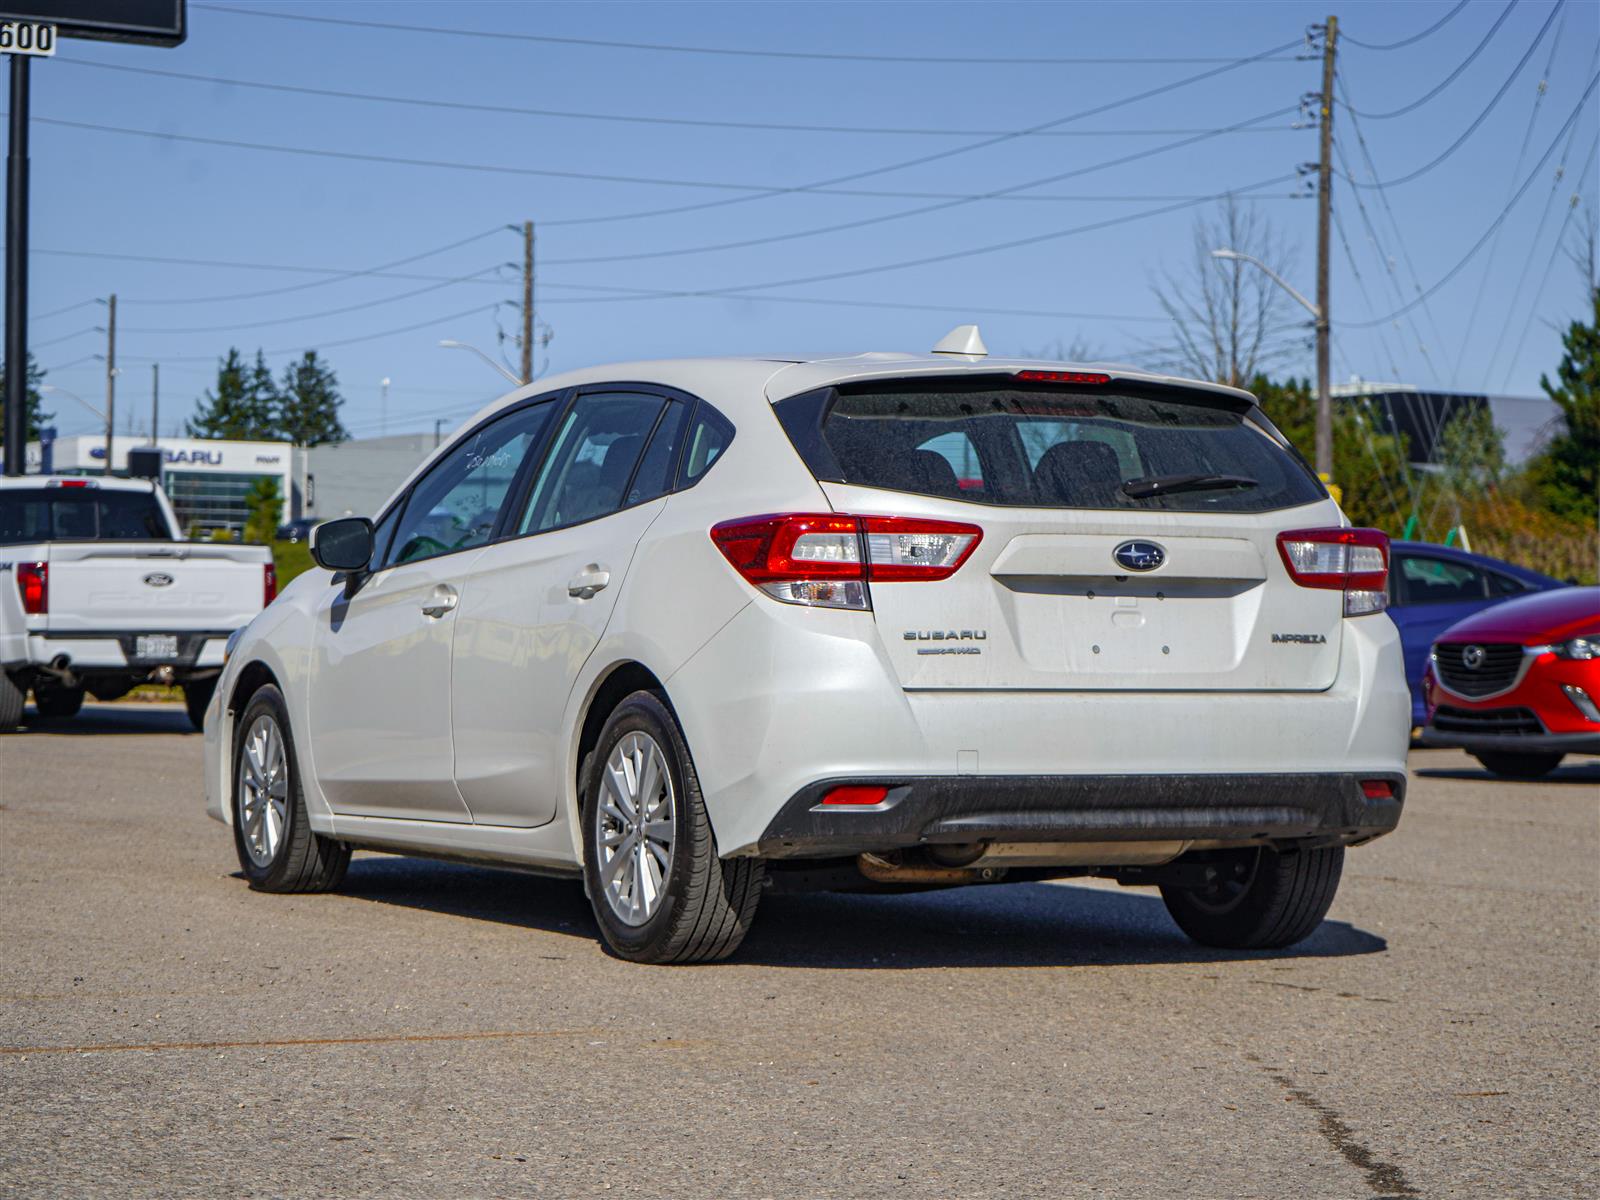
0,488 -> 171,544
800,384 -> 1324,513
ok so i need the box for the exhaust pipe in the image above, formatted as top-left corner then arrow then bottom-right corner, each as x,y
42,654 -> 80,688
856,852 -> 1005,886
149,665 -> 177,685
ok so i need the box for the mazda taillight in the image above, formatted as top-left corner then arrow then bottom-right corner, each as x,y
1276,527 -> 1389,616
710,513 -> 982,610
263,562 -> 278,606
17,561 -> 47,615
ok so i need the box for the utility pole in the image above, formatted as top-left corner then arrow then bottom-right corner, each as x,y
1314,15 -> 1337,480
521,219 -> 534,385
150,363 -> 159,445
3,55 -> 29,475
102,293 -> 116,475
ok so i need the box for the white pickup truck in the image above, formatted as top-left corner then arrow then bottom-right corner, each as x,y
0,476 -> 276,730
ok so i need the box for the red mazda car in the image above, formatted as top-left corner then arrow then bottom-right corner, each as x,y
1421,586 -> 1600,778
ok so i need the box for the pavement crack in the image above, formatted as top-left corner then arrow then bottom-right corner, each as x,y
1262,1065 -> 1419,1198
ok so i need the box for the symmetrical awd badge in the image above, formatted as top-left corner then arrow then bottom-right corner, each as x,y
1113,540 -> 1165,572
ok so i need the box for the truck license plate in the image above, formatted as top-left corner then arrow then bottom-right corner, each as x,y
136,635 -> 179,660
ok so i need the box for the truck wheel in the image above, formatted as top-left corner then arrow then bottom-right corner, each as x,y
183,678 -> 218,731
33,683 -> 85,719
0,672 -> 22,730
233,685 -> 349,893
581,691 -> 763,964
1472,751 -> 1563,779
1160,847 -> 1343,950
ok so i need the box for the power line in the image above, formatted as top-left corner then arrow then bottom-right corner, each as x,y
192,3 -> 1301,66
1343,1 -> 1472,51
118,302 -> 505,363
31,297 -> 98,322
1342,0 -> 1520,119
541,106 -> 1301,268
20,38 -> 1304,234
30,326 -> 97,350
121,228 -> 505,306
1342,0 -> 1564,189
122,266 -> 511,335
1450,2 -> 1568,385
1494,133 -> 1600,390
55,57 -> 1305,141
1338,74 -> 1600,329
654,174 -> 1298,298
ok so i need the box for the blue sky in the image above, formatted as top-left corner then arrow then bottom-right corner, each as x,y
16,0 -> 1600,441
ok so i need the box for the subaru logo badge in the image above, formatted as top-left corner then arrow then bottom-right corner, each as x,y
143,572 -> 174,588
1113,540 -> 1165,572
1461,644 -> 1487,670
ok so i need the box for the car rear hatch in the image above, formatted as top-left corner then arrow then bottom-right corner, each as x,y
772,372 -> 1349,693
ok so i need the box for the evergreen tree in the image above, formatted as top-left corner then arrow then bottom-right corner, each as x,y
243,476 -> 283,545
0,352 -> 54,452
1531,288 -> 1600,521
188,348 -> 278,440
278,351 -> 347,446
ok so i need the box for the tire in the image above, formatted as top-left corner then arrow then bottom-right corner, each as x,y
183,678 -> 218,732
32,682 -> 85,719
231,684 -> 349,893
0,672 -> 23,730
580,690 -> 763,964
1160,846 -> 1344,950
1472,750 -> 1563,779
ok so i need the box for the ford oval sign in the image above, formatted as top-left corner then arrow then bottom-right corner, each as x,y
143,572 -> 174,588
1113,541 -> 1165,572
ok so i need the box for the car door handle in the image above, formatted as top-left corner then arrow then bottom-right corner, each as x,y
421,585 -> 458,618
568,568 -> 610,600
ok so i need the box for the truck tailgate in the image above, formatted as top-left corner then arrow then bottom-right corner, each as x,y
41,544 -> 267,632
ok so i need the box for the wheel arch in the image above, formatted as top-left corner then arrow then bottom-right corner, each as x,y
572,660 -> 672,817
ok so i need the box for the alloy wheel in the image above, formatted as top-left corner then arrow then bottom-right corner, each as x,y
595,731 -> 676,927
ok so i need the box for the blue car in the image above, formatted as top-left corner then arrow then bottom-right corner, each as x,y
1384,540 -> 1567,725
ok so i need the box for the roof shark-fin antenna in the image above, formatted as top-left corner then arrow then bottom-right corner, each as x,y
930,324 -> 987,358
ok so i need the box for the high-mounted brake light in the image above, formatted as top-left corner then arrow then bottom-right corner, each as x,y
1015,369 -> 1111,385
1276,527 -> 1389,616
710,513 -> 982,610
263,561 -> 278,606
45,478 -> 92,488
17,562 -> 47,615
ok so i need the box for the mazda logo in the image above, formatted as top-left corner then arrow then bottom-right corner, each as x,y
1461,644 -> 1487,670
1113,540 -> 1165,572
143,572 -> 174,588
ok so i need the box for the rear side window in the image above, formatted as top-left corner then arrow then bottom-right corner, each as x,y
1396,555 -> 1487,604
679,406 -> 734,487
0,488 -> 170,544
519,392 -> 665,534
779,382 -> 1325,513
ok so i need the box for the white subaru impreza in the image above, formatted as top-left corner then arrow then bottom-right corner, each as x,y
203,330 -> 1409,963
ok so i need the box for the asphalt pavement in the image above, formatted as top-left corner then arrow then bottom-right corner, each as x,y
1,703 -> 1596,1198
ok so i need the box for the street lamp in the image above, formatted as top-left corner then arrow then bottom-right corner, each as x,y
40,382 -> 106,423
380,376 -> 390,438
438,339 -> 521,387
1211,247 -> 1332,479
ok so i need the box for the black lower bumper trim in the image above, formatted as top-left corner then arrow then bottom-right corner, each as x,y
1418,729 -> 1600,754
755,772 -> 1406,859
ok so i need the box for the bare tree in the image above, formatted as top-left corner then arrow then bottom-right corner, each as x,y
1016,336 -> 1106,362
1146,196 -> 1305,387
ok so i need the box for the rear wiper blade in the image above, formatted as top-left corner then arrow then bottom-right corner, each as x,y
1121,473 -> 1259,499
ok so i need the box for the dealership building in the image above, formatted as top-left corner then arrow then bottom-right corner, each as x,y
24,430 -> 440,533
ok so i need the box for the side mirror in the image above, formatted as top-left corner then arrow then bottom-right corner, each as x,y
310,517 -> 374,573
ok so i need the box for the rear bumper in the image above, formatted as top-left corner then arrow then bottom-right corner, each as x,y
1418,728 -> 1600,754
754,771 -> 1406,858
20,629 -> 231,674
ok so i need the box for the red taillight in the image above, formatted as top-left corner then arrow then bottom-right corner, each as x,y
1276,527 -> 1390,617
263,562 -> 278,606
710,513 -> 982,610
1016,369 -> 1111,385
53,479 -> 89,488
1360,779 -> 1394,800
17,562 -> 47,614
822,785 -> 888,806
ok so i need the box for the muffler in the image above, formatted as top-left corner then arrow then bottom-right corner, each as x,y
856,851 -> 1005,885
